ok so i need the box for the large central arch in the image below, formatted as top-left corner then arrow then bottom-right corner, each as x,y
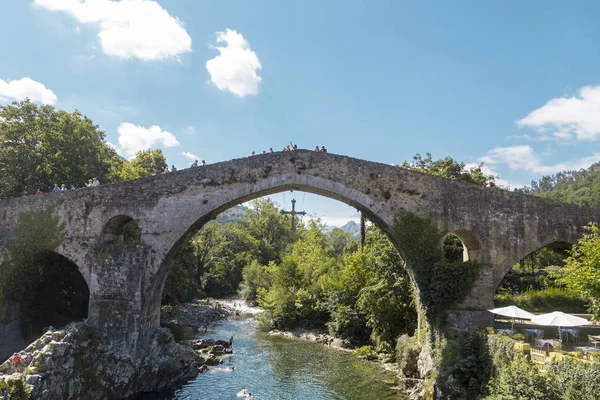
142,173 -> 399,334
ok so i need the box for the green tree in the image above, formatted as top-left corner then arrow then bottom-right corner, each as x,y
113,148 -> 167,181
0,100 -> 121,197
237,198 -> 297,264
559,222 -> 600,319
327,227 -> 357,258
401,152 -> 495,186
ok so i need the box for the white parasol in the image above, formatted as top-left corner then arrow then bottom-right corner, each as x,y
488,305 -> 535,329
531,311 -> 590,341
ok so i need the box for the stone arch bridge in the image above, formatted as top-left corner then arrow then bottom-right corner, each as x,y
1,150 -> 599,357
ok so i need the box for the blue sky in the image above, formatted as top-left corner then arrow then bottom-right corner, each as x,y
2,1 -> 600,226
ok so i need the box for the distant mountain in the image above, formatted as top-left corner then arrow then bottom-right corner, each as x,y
216,205 -> 248,224
323,220 -> 361,237
340,220 -> 360,237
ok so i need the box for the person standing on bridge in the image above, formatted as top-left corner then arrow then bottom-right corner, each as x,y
92,178 -> 100,187
171,165 -> 177,172
52,183 -> 60,193
191,160 -> 198,168
202,160 -> 206,166
36,188 -> 43,195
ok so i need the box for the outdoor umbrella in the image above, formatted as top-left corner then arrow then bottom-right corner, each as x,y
531,311 -> 590,341
488,305 -> 535,330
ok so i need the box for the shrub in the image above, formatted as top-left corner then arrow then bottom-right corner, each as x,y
354,345 -> 377,360
512,333 -> 524,342
6,378 -> 32,400
487,359 -> 559,400
396,334 -> 421,378
494,288 -> 588,313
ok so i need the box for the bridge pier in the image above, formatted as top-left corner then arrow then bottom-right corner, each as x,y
86,244 -> 159,357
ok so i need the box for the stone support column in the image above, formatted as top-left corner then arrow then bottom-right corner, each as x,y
85,244 -> 160,358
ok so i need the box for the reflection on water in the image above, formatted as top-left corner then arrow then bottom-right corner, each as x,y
141,315 -> 405,400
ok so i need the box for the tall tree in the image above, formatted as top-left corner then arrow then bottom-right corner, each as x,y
559,222 -> 600,319
237,198 -> 297,264
401,152 -> 495,186
113,148 -> 167,181
0,100 -> 121,197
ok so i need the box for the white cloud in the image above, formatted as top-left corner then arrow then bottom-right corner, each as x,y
517,85 -> 600,141
0,77 -> 57,104
464,162 -> 525,189
181,151 -> 199,161
481,145 -> 600,175
117,122 -> 180,157
206,29 -> 262,97
34,0 -> 192,61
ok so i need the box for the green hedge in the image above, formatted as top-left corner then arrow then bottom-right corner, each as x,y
494,288 -> 589,313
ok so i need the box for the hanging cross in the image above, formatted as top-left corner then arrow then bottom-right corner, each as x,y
281,198 -> 306,231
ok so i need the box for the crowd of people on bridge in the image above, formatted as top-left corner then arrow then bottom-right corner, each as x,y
35,177 -> 100,195
33,142 -> 329,195
249,142 -> 327,157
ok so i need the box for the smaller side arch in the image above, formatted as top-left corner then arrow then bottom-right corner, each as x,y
440,229 -> 482,262
102,215 -> 141,244
493,239 -> 574,292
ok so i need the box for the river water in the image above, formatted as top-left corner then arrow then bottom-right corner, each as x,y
141,304 -> 405,400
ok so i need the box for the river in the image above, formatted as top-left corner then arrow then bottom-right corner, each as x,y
141,302 -> 405,400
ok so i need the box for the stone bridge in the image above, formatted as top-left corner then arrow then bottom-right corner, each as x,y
1,150 -> 599,358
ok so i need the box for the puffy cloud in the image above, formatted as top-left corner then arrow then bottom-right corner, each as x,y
480,145 -> 600,175
34,0 -> 192,61
517,86 -> 600,141
463,162 -> 525,189
181,151 -> 199,161
0,77 -> 57,104
206,29 -> 262,97
117,122 -> 180,157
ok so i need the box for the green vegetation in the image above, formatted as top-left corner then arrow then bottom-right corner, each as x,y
114,148 -> 167,181
400,152 -> 496,186
0,210 -> 88,340
0,211 -> 65,306
495,288 -> 588,313
433,330 -> 600,400
163,197 -> 417,351
0,100 -> 168,198
392,213 -> 481,325
0,377 -> 32,400
516,160 -> 600,208
558,222 -> 600,319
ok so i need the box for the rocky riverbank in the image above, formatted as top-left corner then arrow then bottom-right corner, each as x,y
0,300 -> 237,399
160,299 -> 234,333
268,328 -> 353,351
0,322 -> 203,399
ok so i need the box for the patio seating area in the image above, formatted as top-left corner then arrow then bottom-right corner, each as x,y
490,306 -> 600,353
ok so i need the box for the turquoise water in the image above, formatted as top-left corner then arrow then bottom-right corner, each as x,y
142,316 -> 405,400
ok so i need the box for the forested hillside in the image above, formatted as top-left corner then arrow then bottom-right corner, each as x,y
516,161 -> 600,208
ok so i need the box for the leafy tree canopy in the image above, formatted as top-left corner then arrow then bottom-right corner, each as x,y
112,148 -> 167,181
559,222 -> 600,319
0,99 -> 122,197
401,152 -> 496,186
516,161 -> 600,208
